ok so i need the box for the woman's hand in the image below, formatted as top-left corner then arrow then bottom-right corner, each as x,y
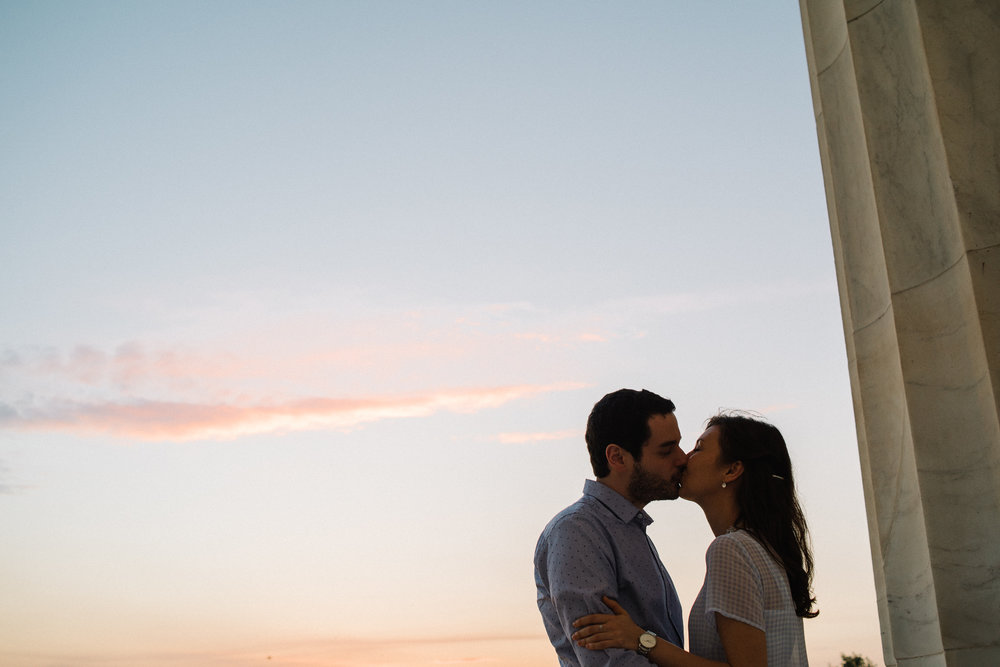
571,596 -> 644,652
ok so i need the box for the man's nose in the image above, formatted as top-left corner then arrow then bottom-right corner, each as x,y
676,448 -> 689,466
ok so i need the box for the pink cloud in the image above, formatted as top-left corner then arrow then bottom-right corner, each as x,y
760,403 -> 798,414
1,383 -> 589,442
494,429 -> 579,444
514,332 -> 608,344
1,338 -> 488,398
2,343 -> 226,390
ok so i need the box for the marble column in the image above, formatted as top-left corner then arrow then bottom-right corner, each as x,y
798,1 -> 1000,666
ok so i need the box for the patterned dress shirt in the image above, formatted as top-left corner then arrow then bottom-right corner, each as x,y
534,479 -> 684,665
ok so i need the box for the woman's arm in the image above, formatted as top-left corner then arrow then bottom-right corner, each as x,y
573,597 -> 729,667
573,597 -> 766,667
642,615 -> 765,667
715,614 -> 766,667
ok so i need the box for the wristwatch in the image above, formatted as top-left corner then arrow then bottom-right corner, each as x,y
637,630 -> 657,657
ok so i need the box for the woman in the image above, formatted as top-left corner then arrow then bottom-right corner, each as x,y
572,413 -> 817,666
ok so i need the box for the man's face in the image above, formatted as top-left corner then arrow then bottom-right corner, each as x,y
626,413 -> 687,504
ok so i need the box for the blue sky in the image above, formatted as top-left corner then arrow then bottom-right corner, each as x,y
1,3 -> 882,665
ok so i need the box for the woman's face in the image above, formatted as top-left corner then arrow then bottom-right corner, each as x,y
679,425 -> 728,502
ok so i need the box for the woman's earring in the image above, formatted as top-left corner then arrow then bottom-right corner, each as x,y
721,480 -> 727,488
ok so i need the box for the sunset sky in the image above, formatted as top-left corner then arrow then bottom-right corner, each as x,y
1,2 -> 884,665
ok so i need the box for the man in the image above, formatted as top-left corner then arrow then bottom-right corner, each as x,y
534,388 -> 688,665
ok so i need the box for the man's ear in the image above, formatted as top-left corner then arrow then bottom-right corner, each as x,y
605,444 -> 629,470
724,460 -> 745,485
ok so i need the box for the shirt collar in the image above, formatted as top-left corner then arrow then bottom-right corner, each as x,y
583,478 -> 653,528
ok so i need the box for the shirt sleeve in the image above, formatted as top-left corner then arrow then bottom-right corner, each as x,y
543,515 -> 656,666
701,535 -> 766,631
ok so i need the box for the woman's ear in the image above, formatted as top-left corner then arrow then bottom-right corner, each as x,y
724,460 -> 745,484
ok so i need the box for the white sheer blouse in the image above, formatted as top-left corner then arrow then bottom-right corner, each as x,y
688,529 -> 808,666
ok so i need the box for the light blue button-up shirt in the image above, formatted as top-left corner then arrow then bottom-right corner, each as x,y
535,479 -> 684,665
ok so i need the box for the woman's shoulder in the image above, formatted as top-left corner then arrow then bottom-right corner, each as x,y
709,528 -> 754,548
705,529 -> 772,564
706,529 -> 749,560
715,528 -> 774,548
707,529 -> 789,585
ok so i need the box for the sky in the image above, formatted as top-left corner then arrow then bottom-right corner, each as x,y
0,2 -> 884,666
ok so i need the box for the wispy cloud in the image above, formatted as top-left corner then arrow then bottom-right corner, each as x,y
514,332 -> 607,344
2,281 -> 828,388
0,460 -> 31,495
1,383 -> 589,441
1,342 -> 249,394
0,283 -> 826,443
760,403 -> 798,414
493,429 -> 579,444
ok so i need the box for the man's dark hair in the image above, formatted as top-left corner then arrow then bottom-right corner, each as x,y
585,389 -> 676,477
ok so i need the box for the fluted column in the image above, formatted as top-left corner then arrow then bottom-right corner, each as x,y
799,1 -> 1000,666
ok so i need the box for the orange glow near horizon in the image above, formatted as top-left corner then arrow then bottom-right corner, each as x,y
1,635 -> 559,667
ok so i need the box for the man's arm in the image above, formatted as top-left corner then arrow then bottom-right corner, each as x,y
543,518 -> 658,666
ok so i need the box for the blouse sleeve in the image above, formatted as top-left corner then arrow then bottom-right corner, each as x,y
701,534 -> 765,631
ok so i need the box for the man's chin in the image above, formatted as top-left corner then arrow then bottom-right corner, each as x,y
657,484 -> 682,501
628,471 -> 682,503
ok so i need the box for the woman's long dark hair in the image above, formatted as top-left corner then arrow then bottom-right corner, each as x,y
708,412 -> 818,618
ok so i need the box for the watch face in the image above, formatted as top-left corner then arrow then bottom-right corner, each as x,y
640,634 -> 656,649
